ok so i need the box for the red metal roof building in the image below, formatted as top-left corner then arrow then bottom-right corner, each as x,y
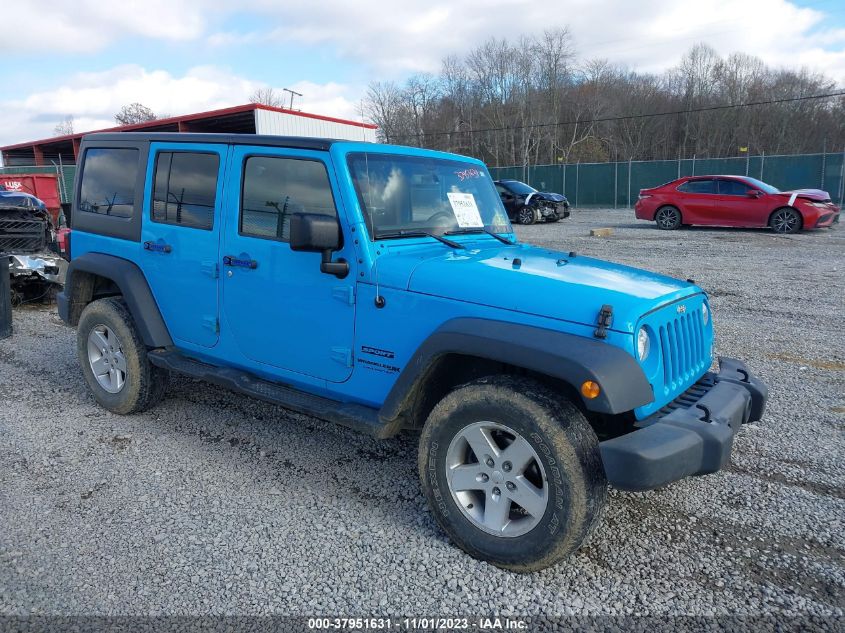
0,103 -> 378,167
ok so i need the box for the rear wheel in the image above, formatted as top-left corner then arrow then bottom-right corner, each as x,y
769,207 -> 802,234
517,206 -> 537,225
418,375 -> 607,572
655,206 -> 682,230
77,297 -> 169,414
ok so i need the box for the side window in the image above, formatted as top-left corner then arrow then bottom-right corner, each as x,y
152,152 -> 219,230
718,179 -> 750,196
496,184 -> 509,195
677,179 -> 716,194
240,156 -> 337,242
79,148 -> 139,218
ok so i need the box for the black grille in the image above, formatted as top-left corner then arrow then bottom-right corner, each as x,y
0,218 -> 46,253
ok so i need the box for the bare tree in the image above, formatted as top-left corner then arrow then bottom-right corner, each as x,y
54,115 -> 74,136
249,87 -> 284,108
114,103 -> 158,125
364,33 -> 843,167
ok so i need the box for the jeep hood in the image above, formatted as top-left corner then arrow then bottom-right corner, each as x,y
383,243 -> 700,334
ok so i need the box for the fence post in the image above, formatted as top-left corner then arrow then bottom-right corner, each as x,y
614,161 -> 618,209
627,158 -> 632,208
760,152 -> 765,180
820,147 -> 826,190
839,149 -> 845,208
692,154 -> 696,176
575,161 -> 580,208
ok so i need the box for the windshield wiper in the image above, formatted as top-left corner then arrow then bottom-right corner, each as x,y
376,230 -> 465,249
445,227 -> 515,245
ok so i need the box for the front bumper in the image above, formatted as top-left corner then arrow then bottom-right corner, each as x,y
599,357 -> 768,491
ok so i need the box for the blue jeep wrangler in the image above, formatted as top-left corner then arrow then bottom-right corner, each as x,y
59,133 -> 767,571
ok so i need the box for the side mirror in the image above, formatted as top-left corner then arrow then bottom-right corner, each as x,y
747,189 -> 763,198
289,212 -> 348,278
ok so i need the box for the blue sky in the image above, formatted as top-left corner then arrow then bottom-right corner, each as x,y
1,0 -> 843,147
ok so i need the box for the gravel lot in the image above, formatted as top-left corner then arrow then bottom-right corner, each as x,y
1,209 -> 843,623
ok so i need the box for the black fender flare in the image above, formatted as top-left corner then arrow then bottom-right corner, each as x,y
379,318 -> 653,419
57,252 -> 173,348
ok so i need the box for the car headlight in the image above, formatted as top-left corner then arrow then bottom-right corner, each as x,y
702,303 -> 710,326
637,327 -> 651,361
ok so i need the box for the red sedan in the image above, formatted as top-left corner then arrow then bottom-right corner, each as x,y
634,175 -> 840,233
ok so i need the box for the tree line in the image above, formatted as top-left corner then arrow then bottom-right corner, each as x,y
365,30 -> 845,167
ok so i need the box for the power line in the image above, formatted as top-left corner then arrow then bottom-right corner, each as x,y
392,89 -> 845,140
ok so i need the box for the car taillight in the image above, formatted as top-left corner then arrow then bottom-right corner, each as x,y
638,194 -> 652,200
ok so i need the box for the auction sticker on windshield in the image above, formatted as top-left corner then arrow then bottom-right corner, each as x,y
447,192 -> 484,228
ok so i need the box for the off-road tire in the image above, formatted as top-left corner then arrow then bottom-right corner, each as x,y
769,207 -> 802,234
77,297 -> 169,414
655,205 -> 682,230
418,375 -> 607,572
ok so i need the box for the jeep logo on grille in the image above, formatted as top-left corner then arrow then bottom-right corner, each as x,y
677,305 -> 686,314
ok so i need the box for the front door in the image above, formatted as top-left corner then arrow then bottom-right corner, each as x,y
141,143 -> 227,348
220,146 -> 356,383
716,178 -> 767,226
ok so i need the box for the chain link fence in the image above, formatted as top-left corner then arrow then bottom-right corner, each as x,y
489,152 -> 845,208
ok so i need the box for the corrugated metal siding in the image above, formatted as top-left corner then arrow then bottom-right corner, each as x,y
255,109 -> 377,142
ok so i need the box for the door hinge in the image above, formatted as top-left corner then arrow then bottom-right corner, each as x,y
201,261 -> 219,278
331,347 -> 353,368
202,316 -> 219,333
332,285 -> 355,306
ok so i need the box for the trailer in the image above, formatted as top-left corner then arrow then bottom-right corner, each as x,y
0,174 -> 63,227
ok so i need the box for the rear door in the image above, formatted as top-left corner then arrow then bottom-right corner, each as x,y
140,143 -> 227,348
716,178 -> 767,226
675,178 -> 717,223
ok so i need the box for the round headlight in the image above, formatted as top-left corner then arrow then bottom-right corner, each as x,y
637,327 -> 651,361
702,303 -> 710,326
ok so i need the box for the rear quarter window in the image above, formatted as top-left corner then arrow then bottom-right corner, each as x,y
78,148 -> 140,218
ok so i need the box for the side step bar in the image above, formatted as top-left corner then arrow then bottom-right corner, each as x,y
148,350 -> 400,439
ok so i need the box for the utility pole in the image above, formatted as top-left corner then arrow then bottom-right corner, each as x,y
282,88 -> 303,110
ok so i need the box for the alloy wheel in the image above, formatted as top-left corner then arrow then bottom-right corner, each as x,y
87,324 -> 127,394
445,421 -> 549,537
771,209 -> 799,233
656,207 -> 679,229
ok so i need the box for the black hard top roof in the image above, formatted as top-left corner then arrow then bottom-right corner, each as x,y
82,132 -> 347,151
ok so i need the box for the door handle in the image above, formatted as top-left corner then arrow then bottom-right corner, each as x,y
143,241 -> 172,253
223,255 -> 258,269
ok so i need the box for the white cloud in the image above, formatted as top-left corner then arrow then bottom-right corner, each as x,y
0,0 -> 206,52
6,1 -> 844,81
212,0 -> 845,80
0,66 -> 364,146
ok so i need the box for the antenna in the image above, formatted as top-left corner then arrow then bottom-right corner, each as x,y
282,88 -> 303,110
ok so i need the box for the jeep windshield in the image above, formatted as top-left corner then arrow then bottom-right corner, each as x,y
348,153 -> 512,240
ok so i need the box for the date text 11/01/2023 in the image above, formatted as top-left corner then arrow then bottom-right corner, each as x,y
307,617 -> 528,630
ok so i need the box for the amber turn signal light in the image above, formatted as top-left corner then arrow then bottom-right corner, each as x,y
581,380 -> 601,399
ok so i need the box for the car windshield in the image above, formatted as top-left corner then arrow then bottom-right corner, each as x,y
502,180 -> 537,195
348,153 -> 512,239
743,177 -> 780,194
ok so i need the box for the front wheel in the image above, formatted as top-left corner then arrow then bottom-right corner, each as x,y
769,207 -> 802,234
517,206 -> 537,225
418,376 -> 607,572
655,206 -> 682,230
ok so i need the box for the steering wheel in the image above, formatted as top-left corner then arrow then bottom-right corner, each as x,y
426,212 -> 458,228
